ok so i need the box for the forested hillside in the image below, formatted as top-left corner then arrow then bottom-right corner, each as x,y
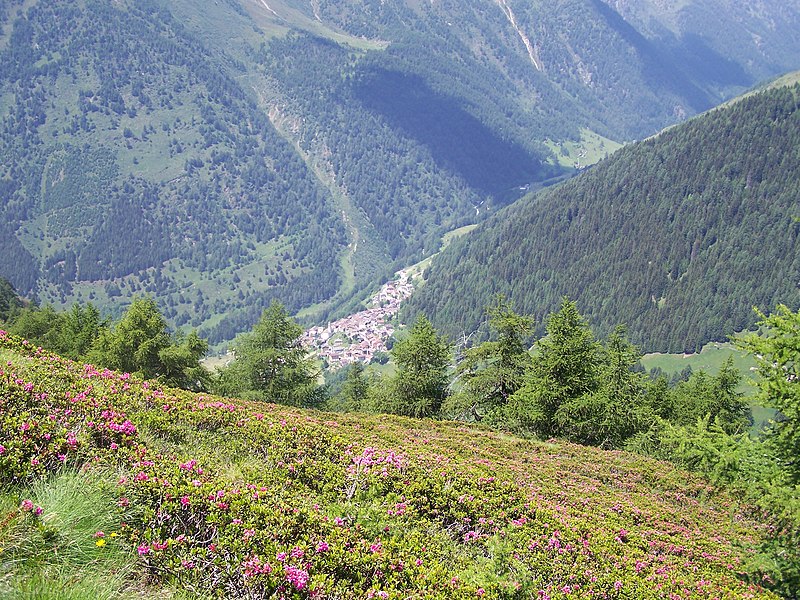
406,83 -> 800,352
0,0 -> 350,343
1,0 -> 799,345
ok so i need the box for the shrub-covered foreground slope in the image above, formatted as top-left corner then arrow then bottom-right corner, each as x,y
406,82 -> 800,353
0,331 -> 780,598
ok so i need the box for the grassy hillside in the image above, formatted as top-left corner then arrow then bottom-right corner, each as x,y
641,342 -> 757,383
406,82 -> 800,353
0,329 -> 785,598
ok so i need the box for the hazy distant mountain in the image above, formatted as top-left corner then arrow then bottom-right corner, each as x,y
1,0 -> 798,343
405,81 -> 800,352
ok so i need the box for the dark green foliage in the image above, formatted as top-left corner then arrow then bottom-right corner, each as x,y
373,315 -> 451,418
90,298 -> 172,379
215,301 -> 320,407
157,331 -> 210,393
445,295 -> 533,422
555,326 -> 654,448
665,357 -> 751,434
89,297 -> 208,391
507,299 -> 603,437
738,305 -> 800,484
53,303 -> 106,361
8,306 -> 64,351
0,276 -> 22,321
624,306 -> 800,596
494,302 -> 745,449
408,84 -> 800,352
332,362 -> 371,413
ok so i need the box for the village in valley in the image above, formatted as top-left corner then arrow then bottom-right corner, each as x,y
301,270 -> 415,369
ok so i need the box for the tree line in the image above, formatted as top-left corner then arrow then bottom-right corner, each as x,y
3,276 -> 798,592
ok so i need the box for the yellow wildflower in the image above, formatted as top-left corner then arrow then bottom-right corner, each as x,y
95,539 -> 106,548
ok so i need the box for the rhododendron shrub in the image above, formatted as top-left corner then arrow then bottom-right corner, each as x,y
0,331 -> 783,598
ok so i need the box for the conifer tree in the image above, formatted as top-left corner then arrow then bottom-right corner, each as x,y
507,298 -> 602,437
338,362 -> 370,412
388,315 -> 452,418
738,305 -> 800,483
91,297 -> 172,378
90,297 -> 208,390
449,295 -> 532,421
555,325 -> 652,448
221,301 -> 320,407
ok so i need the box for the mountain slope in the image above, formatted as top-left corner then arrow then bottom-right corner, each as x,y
406,82 -> 800,352
0,330 -> 782,598
1,0 -> 800,344
0,0 -> 350,343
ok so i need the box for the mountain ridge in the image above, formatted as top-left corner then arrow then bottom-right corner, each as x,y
404,79 -> 800,352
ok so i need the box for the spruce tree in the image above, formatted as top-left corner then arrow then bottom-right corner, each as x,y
389,315 -> 451,418
507,298 -> 602,437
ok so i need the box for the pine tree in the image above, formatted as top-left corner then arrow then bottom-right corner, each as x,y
451,295 -> 532,421
507,298 -> 602,437
89,297 -> 208,390
388,315 -> 452,418
555,326 -> 652,448
90,297 -> 172,378
223,301 -> 320,407
338,362 -> 370,412
737,305 -> 800,483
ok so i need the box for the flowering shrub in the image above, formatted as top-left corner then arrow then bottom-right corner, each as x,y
0,331 -> 783,598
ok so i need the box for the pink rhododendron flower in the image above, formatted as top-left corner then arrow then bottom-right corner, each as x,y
243,555 -> 272,578
285,566 -> 310,590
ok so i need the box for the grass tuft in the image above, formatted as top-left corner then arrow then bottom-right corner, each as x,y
0,469 -> 138,600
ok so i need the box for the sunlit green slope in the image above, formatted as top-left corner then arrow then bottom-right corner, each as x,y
0,330 -> 784,598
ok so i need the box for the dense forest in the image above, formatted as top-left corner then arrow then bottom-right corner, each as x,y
406,83 -> 800,352
2,0 -> 800,346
